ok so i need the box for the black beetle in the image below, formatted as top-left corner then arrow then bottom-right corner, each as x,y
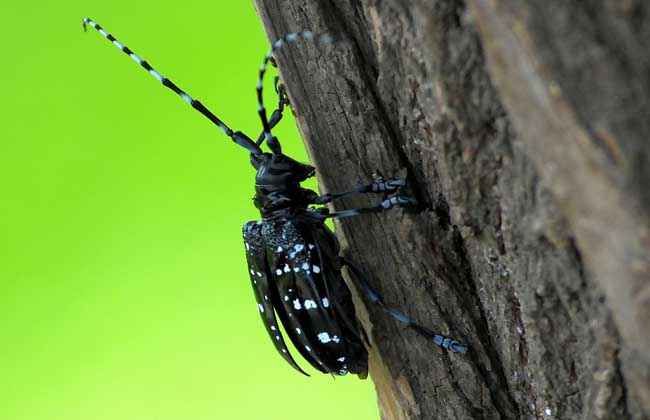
83,17 -> 467,377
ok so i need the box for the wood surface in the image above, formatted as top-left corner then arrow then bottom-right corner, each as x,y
254,1 -> 650,419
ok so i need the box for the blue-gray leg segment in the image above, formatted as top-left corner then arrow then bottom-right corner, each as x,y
82,17 -> 262,155
316,178 -> 406,204
322,196 -> 416,220
342,258 -> 467,354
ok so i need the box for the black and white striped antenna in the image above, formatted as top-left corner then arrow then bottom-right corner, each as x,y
83,18 -> 332,155
82,17 -> 262,155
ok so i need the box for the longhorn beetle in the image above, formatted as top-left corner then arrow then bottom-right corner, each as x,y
82,17 -> 467,377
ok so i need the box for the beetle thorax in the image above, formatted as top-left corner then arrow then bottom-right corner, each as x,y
251,153 -> 315,219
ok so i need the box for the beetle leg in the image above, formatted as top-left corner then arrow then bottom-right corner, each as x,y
315,178 -> 407,204
256,76 -> 290,146
341,258 -> 468,354
320,195 -> 416,219
274,76 -> 290,108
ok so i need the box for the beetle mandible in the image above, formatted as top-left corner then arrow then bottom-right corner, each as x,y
83,17 -> 467,377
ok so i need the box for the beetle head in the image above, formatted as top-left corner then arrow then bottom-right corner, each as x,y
252,152 -> 315,188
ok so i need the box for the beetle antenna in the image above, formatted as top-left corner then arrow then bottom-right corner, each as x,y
82,17 -> 262,155
256,32 -> 332,148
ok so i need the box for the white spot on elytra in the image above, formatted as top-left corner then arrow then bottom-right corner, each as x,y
313,265 -> 321,273
284,295 -> 289,301
257,303 -> 264,313
293,299 -> 302,310
245,243 -> 250,251
305,345 -> 311,352
276,269 -> 283,275
282,349 -> 287,353
304,299 -> 317,309
301,262 -> 310,271
544,408 -> 552,416
332,335 -> 340,343
322,297 -> 330,308
293,266 -> 300,272
337,357 -> 346,362
283,264 -> 290,273
275,335 -> 280,341
308,244 -> 315,249
288,288 -> 293,292
277,246 -> 283,252
270,326 -> 276,331
256,272 -> 262,277
294,244 -> 304,252
264,295 -> 268,301
295,328 -> 301,335
318,332 -> 332,343
250,269 -> 255,275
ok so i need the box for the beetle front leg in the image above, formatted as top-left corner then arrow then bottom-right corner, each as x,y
255,77 -> 290,146
315,178 -> 406,204
320,195 -> 417,219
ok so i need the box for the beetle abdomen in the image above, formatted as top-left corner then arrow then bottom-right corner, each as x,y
244,220 -> 368,376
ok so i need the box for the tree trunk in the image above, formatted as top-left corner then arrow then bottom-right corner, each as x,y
253,1 -> 650,419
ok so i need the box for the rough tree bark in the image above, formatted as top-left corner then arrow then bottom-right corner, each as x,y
253,1 -> 650,419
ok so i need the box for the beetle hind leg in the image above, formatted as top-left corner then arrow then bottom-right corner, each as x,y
341,258 -> 468,354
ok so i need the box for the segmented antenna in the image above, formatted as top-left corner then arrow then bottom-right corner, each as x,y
256,32 -> 332,145
82,17 -> 262,155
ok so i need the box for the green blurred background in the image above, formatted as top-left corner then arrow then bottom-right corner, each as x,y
0,1 -> 378,419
